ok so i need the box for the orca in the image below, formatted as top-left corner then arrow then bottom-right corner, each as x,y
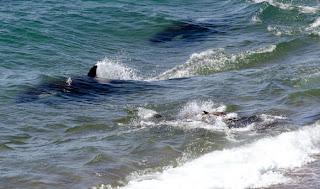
17,64 -> 158,103
149,21 -> 226,43
87,64 -> 97,77
152,111 -> 278,130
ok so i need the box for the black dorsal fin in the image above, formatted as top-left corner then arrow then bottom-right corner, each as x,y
88,65 -> 97,77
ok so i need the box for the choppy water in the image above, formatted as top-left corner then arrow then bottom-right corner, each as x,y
1,0 -> 320,188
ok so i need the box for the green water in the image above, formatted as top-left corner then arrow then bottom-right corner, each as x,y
1,0 -> 320,188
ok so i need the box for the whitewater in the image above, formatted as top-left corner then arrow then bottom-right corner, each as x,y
1,0 -> 320,188
112,123 -> 320,189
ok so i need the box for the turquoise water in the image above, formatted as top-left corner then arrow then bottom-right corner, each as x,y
1,0 -> 320,188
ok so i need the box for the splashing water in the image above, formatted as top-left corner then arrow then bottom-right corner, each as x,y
154,45 -> 276,80
96,58 -> 142,80
97,122 -> 320,189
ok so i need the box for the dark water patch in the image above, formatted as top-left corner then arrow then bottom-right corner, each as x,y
1,133 -> 32,142
256,81 -> 287,101
285,89 -> 320,106
65,124 -> 113,134
0,143 -> 14,151
46,123 -> 69,130
20,126 -> 52,134
86,153 -> 115,165
68,145 -> 98,153
5,140 -> 27,146
273,38 -> 312,58
5,170 -> 85,189
303,113 -> 320,126
53,138 -> 75,145
149,21 -> 219,43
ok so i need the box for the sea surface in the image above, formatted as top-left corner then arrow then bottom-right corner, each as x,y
1,0 -> 320,188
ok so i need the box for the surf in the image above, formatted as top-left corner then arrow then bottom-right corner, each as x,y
95,121 -> 320,189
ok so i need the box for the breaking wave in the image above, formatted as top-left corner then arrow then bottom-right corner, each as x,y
95,39 -> 310,82
250,0 -> 320,37
306,17 -> 320,36
266,16 -> 320,37
96,58 -> 142,80
95,121 -> 320,189
154,45 -> 276,80
94,45 -> 277,81
250,0 -> 320,14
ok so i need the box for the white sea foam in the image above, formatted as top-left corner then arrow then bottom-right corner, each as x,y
267,25 -> 284,36
129,101 -> 230,130
137,107 -> 158,120
174,100 -> 231,130
103,122 -> 320,189
310,17 -> 320,28
178,100 -> 226,119
96,58 -> 142,80
250,0 -> 319,14
123,107 -> 160,129
66,77 -> 72,86
154,45 -> 276,80
297,5 -> 319,14
252,15 -> 262,23
95,45 -> 277,82
305,17 -> 320,36
130,100 -> 283,132
267,18 -> 320,37
251,0 -> 291,10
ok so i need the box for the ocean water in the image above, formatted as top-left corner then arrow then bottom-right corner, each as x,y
1,0 -> 320,188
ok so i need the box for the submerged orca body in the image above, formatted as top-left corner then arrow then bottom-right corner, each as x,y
17,64 -> 157,103
149,21 -> 225,43
225,115 -> 262,129
152,111 -> 279,130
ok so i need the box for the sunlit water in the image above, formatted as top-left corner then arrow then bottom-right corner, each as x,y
1,0 -> 320,188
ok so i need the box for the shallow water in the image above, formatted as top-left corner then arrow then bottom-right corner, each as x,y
1,0 -> 320,188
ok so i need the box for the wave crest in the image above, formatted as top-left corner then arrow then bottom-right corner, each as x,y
98,122 -> 320,189
154,45 -> 276,80
251,0 -> 319,14
96,58 -> 142,80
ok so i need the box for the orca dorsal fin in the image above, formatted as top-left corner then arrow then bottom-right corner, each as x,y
88,65 -> 97,77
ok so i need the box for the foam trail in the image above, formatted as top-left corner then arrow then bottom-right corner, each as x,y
131,100 -> 231,131
100,122 -> 320,189
310,17 -> 320,28
250,0 -> 319,14
305,17 -> 320,36
154,45 -> 276,80
178,100 -> 226,119
137,107 -> 158,119
127,100 -> 285,132
252,15 -> 262,23
172,100 -> 231,130
297,5 -> 319,14
95,45 -> 276,81
96,58 -> 142,80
